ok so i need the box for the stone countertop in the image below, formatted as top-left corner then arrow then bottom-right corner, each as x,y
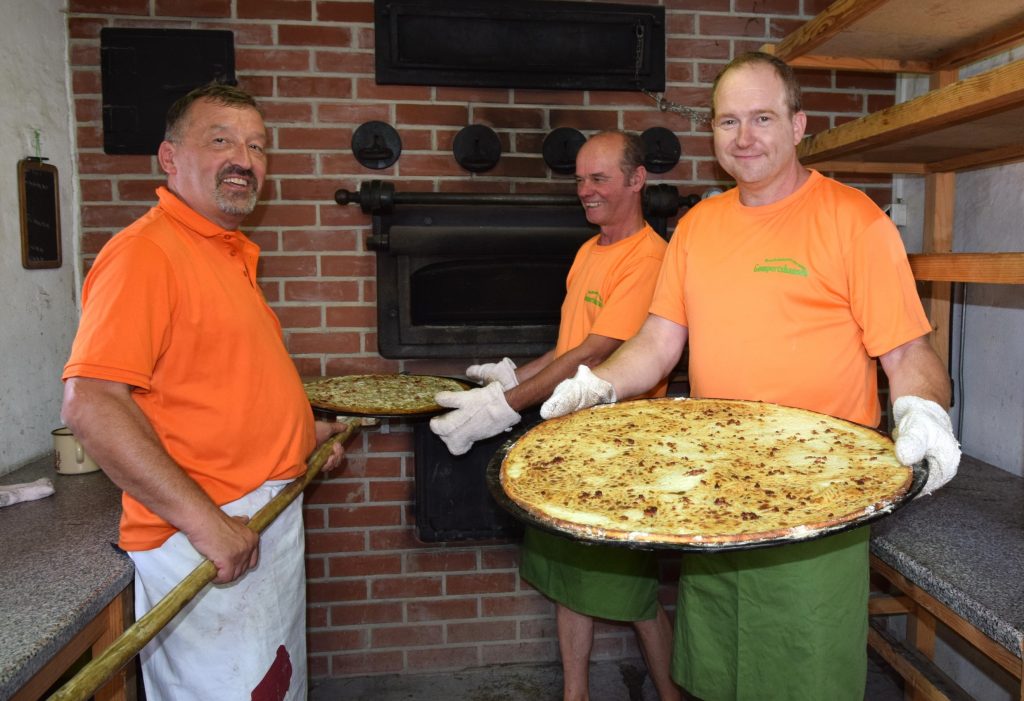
871,454 -> 1024,659
0,457 -> 132,700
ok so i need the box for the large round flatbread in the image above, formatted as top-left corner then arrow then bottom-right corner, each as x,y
500,397 -> 913,546
304,374 -> 470,416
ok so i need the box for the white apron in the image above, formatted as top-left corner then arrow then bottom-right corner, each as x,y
129,481 -> 306,701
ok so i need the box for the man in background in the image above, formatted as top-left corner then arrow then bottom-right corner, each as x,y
541,53 -> 960,700
430,130 -> 680,701
62,83 -> 349,701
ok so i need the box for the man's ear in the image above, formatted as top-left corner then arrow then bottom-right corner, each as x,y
630,165 -> 648,192
157,140 -> 177,176
791,111 -> 808,145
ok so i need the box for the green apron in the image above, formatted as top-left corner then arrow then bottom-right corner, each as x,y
674,527 -> 869,701
520,526 -> 660,621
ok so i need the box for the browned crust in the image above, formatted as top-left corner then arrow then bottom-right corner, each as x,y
500,397 -> 913,545
304,374 -> 470,415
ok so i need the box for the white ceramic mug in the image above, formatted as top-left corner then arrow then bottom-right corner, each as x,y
52,427 -> 100,474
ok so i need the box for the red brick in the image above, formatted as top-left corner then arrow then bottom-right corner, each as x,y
327,553 -> 402,577
322,306 -> 374,329
734,0 -> 800,13
448,619 -> 517,644
316,102 -> 391,125
277,127 -> 352,150
307,578 -> 368,603
309,628 -> 365,651
586,91 -> 648,107
369,528 -> 428,551
305,477 -> 365,505
237,0 -> 312,20
329,650 -> 403,675
328,504 -> 402,528
237,48 -> 311,72
548,109 -> 619,132
667,0 -> 730,9
80,179 -> 113,202
406,597 -> 479,622
316,1 -> 375,23
117,179 -> 165,201
315,49 -> 375,74
81,232 -> 115,255
283,229 -> 359,252
355,79 -> 432,102
307,654 -> 328,677
69,17 -> 107,39
259,254 -> 318,277
303,507 -> 326,530
155,0 -> 231,17
288,331 -> 361,354
471,107 -> 544,129
395,103 -> 469,127
520,617 -> 558,640
248,203 -> 318,227
306,603 -> 328,627
481,546 -> 519,570
266,152 -> 317,175
436,86 -> 511,104
278,23 -> 351,47
200,21 -> 275,46
365,431 -> 413,453
330,601 -> 404,626
72,69 -> 101,95
372,624 -> 443,648
407,551 -> 477,573
271,304 -> 322,328
367,479 -> 412,502
371,575 -> 443,599
396,155 -> 466,178
667,12 -> 696,34
446,572 -> 517,596
481,592 -> 553,617
699,14 -> 767,37
306,530 -> 365,555
77,125 -> 104,149
78,154 -> 153,175
284,279 -> 359,302
69,0 -> 148,13
514,90 -> 584,107
81,204 -> 150,228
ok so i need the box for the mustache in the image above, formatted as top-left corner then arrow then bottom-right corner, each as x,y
217,166 -> 258,188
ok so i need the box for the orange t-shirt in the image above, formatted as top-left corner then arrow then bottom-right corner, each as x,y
556,223 -> 669,398
650,170 -> 931,426
63,187 -> 315,551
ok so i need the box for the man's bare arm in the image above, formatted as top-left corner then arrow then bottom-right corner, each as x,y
504,334 -> 622,411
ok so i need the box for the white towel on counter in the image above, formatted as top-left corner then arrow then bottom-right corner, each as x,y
0,478 -> 55,508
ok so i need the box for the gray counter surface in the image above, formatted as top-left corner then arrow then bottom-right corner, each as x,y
0,457 -> 132,700
871,454 -> 1024,659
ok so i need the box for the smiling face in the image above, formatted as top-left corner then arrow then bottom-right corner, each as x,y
712,62 -> 808,205
574,132 -> 647,242
157,98 -> 268,230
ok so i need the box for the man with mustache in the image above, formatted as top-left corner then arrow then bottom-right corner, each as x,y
61,83 -> 349,700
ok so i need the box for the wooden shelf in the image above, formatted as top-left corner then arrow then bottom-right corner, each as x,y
908,253 -> 1024,284
762,0 -> 1024,72
797,58 -> 1024,172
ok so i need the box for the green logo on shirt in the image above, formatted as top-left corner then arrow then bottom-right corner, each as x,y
584,289 -> 605,307
753,257 -> 808,277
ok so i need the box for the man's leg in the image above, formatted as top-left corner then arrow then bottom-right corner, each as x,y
557,603 -> 595,701
633,603 -> 681,701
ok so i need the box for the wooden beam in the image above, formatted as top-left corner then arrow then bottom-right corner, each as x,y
758,49 -> 931,73
769,0 -> 891,62
797,59 -> 1024,163
929,143 -> 1024,173
908,253 -> 1024,284
932,18 -> 1024,71
805,159 -> 928,174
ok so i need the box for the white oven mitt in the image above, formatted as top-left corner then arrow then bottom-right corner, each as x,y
430,381 -> 521,456
465,357 -> 519,391
892,396 -> 961,497
0,478 -> 55,508
540,365 -> 616,419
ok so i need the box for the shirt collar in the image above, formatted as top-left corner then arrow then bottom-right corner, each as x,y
156,186 -> 244,239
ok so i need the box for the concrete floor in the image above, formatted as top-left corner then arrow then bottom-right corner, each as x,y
310,652 -> 905,700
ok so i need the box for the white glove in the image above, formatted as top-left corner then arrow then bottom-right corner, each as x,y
430,381 -> 521,456
892,396 -> 961,497
540,365 -> 617,419
466,357 -> 519,391
0,478 -> 55,508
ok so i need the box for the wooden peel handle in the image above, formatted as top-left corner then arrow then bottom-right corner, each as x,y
47,423 -> 359,701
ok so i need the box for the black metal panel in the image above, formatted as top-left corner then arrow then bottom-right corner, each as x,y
414,410 -> 541,542
374,0 -> 665,91
101,28 -> 235,155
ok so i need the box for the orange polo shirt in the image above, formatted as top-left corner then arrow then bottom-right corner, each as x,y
64,187 -> 315,551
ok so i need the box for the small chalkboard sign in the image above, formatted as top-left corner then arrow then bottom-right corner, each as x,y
19,159 -> 62,269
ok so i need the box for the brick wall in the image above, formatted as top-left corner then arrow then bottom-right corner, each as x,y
66,0 -> 894,680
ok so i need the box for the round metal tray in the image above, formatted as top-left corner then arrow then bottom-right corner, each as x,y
485,416 -> 927,553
